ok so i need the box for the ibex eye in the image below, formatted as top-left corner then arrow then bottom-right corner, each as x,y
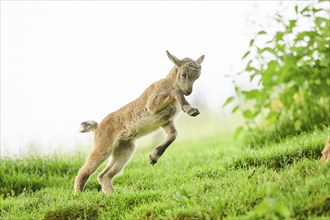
181,72 -> 187,78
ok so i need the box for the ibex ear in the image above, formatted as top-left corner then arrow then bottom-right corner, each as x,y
196,55 -> 205,64
166,50 -> 181,67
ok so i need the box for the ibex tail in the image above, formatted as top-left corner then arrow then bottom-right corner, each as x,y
80,120 -> 98,133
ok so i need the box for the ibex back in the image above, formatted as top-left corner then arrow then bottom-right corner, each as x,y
74,51 -> 204,194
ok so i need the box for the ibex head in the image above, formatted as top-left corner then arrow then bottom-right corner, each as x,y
166,50 -> 204,96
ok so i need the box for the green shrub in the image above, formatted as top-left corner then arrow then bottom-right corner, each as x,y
224,1 -> 330,147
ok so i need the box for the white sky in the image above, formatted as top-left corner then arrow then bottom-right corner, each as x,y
1,1 -> 304,156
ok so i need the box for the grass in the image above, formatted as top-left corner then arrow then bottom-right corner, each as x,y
0,128 -> 329,219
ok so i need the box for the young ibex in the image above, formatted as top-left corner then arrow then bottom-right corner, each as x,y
74,51 -> 204,194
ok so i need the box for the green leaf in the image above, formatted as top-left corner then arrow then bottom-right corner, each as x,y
232,105 -> 239,113
222,96 -> 234,107
242,89 -> 263,101
242,51 -> 250,60
295,5 -> 298,14
243,110 -> 255,119
275,31 -> 284,42
249,39 -> 255,47
250,73 -> 258,82
235,86 -> 240,93
312,8 -> 322,13
258,31 -> 267,35
301,6 -> 310,15
260,47 -> 276,55
277,43 -> 285,52
280,57 -> 295,83
245,60 -> 254,72
286,20 -> 297,33
262,60 -> 279,87
233,126 -> 244,139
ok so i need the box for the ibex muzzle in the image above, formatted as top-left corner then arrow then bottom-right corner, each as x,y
74,51 -> 204,194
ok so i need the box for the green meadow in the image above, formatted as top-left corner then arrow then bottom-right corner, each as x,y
1,127 -> 329,219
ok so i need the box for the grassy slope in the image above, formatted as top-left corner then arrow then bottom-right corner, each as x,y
0,128 -> 329,220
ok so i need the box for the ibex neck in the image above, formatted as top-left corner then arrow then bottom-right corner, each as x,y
166,66 -> 179,87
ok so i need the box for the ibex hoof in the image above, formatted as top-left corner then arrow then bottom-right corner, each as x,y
188,108 -> 200,117
148,155 -> 158,165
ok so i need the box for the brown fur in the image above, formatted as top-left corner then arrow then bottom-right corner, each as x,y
74,51 -> 204,194
321,136 -> 330,163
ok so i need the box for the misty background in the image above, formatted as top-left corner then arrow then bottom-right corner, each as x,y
1,1 -> 303,156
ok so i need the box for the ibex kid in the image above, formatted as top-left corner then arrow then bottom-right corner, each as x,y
75,51 -> 204,194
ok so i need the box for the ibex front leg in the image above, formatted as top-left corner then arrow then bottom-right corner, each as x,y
149,122 -> 177,165
175,92 -> 200,117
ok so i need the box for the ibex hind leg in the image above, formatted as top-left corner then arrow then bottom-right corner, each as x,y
98,140 -> 135,194
74,144 -> 111,193
149,122 -> 177,165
